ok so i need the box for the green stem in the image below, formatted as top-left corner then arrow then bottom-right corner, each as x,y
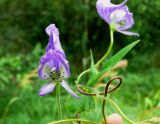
76,69 -> 89,84
48,119 -> 96,124
56,83 -> 62,120
95,29 -> 114,67
107,98 -> 135,124
76,29 -> 114,84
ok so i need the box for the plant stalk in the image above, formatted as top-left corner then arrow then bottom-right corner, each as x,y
96,29 -> 114,67
56,83 -> 62,120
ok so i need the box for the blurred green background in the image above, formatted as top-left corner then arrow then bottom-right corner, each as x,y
0,0 -> 160,124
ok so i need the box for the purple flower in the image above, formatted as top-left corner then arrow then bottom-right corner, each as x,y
38,24 -> 80,99
96,0 -> 139,36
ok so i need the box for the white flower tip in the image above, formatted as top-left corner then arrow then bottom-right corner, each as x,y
75,95 -> 80,99
38,92 -> 46,96
45,24 -> 59,36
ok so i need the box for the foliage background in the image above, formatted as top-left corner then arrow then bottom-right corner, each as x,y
0,0 -> 160,124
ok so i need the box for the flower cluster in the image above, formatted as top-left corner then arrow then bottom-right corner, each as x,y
96,0 -> 139,36
38,24 -> 80,99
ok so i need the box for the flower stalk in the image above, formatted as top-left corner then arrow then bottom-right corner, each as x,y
96,28 -> 114,67
56,83 -> 62,120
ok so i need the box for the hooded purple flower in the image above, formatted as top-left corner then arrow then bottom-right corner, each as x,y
96,0 -> 139,36
38,24 -> 80,99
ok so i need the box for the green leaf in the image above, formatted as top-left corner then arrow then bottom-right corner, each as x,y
87,40 -> 140,85
103,40 -> 140,70
90,50 -> 98,77
86,50 -> 98,86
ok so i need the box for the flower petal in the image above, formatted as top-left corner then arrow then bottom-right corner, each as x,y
96,0 -> 111,23
110,9 -> 126,22
46,24 -> 59,36
46,32 -> 55,51
96,0 -> 127,9
60,59 -> 70,78
38,83 -> 56,96
55,52 -> 70,77
117,30 -> 139,36
113,7 -> 134,31
96,0 -> 128,24
38,50 -> 56,79
38,49 -> 70,79
41,50 -> 59,72
38,54 -> 50,80
61,81 -> 80,99
121,7 -> 134,30
45,24 -> 66,57
38,62 -> 50,80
